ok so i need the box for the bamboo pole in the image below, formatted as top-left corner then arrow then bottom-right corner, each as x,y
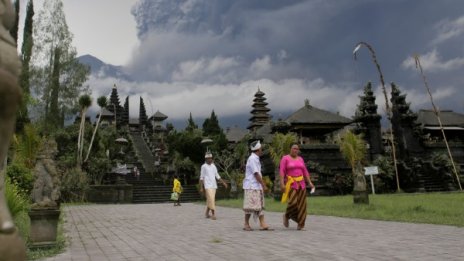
413,55 -> 462,191
353,41 -> 401,192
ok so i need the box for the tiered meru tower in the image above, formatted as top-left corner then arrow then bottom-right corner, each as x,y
108,84 -> 127,127
139,97 -> 148,127
247,88 -> 271,132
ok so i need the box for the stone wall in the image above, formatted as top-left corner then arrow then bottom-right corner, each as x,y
86,184 -> 133,203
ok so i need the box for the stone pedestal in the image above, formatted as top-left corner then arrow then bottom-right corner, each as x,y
353,190 -> 369,204
28,208 -> 61,248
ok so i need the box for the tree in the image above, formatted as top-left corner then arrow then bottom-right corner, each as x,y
268,133 -> 298,194
214,149 -> 236,179
185,112 -> 198,132
337,130 -> 369,204
77,95 -> 91,167
84,96 -> 107,162
16,0 -> 35,132
31,0 -> 90,131
202,110 -> 221,136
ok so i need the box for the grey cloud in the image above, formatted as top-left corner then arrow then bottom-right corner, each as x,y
98,0 -> 464,128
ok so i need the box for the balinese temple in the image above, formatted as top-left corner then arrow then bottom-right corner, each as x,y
139,97 -> 148,128
96,107 -> 115,127
225,126 -> 248,144
107,84 -> 125,127
417,109 -> 464,142
149,110 -> 168,134
282,99 -> 352,144
247,89 -> 271,132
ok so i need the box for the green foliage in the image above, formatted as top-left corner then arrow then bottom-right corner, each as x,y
202,110 -> 221,136
337,130 -> 367,172
60,167 -> 89,202
16,0 -> 35,131
97,96 -> 107,108
431,152 -> 452,168
78,94 -> 92,109
86,154 -> 110,185
215,149 -> 236,179
14,123 -> 41,168
31,0 -> 90,131
209,132 -> 228,154
185,112 -> 198,132
372,155 -> 396,193
233,140 -> 249,171
5,177 -> 30,218
268,133 -> 298,166
168,129 -> 204,164
6,161 -> 34,196
172,152 -> 197,176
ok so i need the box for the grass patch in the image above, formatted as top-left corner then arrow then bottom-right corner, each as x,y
216,192 -> 464,227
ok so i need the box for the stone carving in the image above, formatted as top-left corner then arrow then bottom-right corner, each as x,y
31,139 -> 61,209
0,0 -> 21,233
0,0 -> 27,259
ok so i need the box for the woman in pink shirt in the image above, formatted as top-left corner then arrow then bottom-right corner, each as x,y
279,143 -> 315,230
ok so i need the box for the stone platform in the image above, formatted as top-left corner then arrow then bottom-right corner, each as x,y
43,203 -> 464,261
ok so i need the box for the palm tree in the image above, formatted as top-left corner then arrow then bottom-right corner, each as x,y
77,94 -> 91,167
84,96 -> 107,163
268,133 -> 298,195
338,130 -> 369,204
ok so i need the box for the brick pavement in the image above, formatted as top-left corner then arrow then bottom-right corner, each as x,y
42,203 -> 464,261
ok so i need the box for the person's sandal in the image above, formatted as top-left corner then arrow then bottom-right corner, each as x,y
211,216 -> 217,220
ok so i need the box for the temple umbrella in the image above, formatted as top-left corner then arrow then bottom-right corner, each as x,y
115,137 -> 128,144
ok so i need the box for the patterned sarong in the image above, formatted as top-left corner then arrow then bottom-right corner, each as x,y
284,188 -> 307,227
243,189 -> 264,222
205,188 -> 216,210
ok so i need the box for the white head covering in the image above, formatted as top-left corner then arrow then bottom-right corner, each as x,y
205,152 -> 213,158
250,140 -> 262,151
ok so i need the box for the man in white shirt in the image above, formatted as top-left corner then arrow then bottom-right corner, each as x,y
242,140 -> 270,231
200,152 -> 228,220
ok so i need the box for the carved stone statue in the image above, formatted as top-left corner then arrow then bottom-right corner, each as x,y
31,139 -> 61,209
0,0 -> 27,260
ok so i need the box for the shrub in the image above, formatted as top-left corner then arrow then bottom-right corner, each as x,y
6,161 -> 34,196
5,177 -> 30,218
60,167 -> 89,202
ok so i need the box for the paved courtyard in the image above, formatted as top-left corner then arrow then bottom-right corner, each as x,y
43,203 -> 464,261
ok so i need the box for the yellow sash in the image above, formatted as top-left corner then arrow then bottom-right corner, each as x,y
281,175 -> 304,203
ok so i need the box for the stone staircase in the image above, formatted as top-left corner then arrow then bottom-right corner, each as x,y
421,174 -> 447,192
129,130 -> 155,174
125,158 -> 201,204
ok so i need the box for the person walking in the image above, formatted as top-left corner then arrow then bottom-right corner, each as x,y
200,152 -> 228,220
243,140 -> 271,231
280,143 -> 315,230
172,175 -> 183,206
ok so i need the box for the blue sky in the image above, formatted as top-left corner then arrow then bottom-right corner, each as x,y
30,0 -> 464,127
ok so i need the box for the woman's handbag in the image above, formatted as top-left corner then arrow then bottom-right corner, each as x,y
170,192 -> 179,201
